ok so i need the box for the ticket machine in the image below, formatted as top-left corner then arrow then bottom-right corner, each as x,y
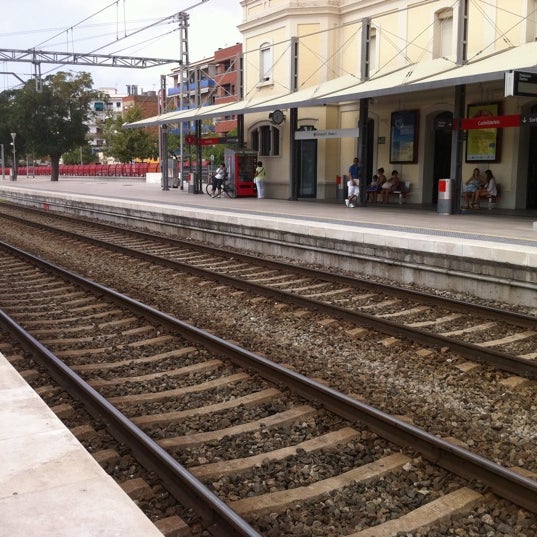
224,148 -> 258,197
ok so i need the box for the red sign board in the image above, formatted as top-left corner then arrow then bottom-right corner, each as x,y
460,114 -> 521,130
198,137 -> 222,146
185,135 -> 197,144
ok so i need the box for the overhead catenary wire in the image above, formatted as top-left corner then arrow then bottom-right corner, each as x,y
3,0 -> 535,93
3,0 -> 210,89
32,0 -> 120,50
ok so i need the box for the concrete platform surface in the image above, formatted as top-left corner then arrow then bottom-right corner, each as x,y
0,354 -> 164,537
1,175 -> 536,245
1,176 -> 537,271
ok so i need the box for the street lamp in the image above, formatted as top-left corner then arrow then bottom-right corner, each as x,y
0,144 -> 5,180
10,133 -> 17,181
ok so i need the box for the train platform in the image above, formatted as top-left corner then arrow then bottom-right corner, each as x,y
1,174 -> 536,240
0,353 -> 165,537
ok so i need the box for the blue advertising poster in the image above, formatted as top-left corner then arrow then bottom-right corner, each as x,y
390,110 -> 418,163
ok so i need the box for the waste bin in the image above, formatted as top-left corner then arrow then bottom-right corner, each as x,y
336,175 -> 345,201
437,178 -> 453,215
188,172 -> 196,193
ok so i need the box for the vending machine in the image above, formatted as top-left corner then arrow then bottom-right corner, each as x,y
224,148 -> 258,197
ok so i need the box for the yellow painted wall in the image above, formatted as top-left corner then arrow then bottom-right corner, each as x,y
297,24 -> 321,87
238,0 -> 536,206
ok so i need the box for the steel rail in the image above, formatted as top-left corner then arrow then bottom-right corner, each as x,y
1,240 -> 536,515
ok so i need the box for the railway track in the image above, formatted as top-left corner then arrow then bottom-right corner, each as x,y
0,235 -> 536,534
2,206 -> 537,469
0,205 -> 536,379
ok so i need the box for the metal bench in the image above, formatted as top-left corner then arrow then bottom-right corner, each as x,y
486,183 -> 501,210
391,181 -> 411,204
473,183 -> 501,210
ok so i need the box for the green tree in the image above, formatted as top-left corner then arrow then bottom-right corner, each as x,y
104,106 -> 157,163
10,72 -> 101,181
62,144 -> 97,165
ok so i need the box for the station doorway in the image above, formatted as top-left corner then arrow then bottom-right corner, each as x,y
526,105 -> 537,209
296,138 -> 318,198
432,111 -> 453,204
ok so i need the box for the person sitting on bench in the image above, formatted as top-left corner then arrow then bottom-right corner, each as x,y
473,169 -> 497,208
367,167 -> 386,202
381,170 -> 405,203
463,167 -> 482,209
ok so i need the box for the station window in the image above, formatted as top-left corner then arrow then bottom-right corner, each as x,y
433,8 -> 453,59
369,27 -> 378,73
260,42 -> 273,82
251,125 -> 280,156
528,0 -> 537,41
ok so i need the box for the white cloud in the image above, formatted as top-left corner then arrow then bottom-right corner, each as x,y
0,0 -> 243,92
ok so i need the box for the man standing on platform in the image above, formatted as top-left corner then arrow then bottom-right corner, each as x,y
345,157 -> 360,207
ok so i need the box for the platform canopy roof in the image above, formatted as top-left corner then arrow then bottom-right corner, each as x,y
124,41 -> 537,130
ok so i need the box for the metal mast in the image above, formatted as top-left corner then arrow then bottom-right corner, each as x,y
178,12 -> 190,190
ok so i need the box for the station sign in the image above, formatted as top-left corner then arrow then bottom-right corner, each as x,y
198,137 -> 221,145
520,113 -> 537,127
294,128 -> 360,140
198,136 -> 239,146
460,114 -> 520,130
505,70 -> 537,97
184,136 -> 239,145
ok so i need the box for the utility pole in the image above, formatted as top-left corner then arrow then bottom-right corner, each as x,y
1,144 -> 5,180
450,0 -> 469,214
159,74 -> 169,190
10,133 -> 17,181
178,12 -> 189,190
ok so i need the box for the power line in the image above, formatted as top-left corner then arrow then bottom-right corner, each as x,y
32,0 -> 120,49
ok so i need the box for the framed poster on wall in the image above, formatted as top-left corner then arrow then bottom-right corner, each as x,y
465,102 -> 501,162
390,110 -> 418,163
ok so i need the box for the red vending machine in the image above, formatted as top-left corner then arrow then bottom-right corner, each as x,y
224,148 -> 258,197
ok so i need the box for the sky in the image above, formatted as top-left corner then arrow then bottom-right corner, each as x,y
0,0 -> 243,94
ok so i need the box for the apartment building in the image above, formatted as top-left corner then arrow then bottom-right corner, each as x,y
88,87 -> 125,156
88,85 -> 158,161
167,43 -> 242,135
213,43 -> 242,133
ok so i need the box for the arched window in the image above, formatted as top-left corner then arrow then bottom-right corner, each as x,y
260,42 -> 273,82
433,8 -> 453,59
251,125 -> 280,156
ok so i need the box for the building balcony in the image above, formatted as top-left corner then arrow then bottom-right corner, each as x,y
168,79 -> 215,96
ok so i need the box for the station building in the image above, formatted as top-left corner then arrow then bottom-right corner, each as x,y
129,0 -> 537,211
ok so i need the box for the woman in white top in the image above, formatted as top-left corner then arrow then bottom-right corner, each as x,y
474,169 -> 497,207
254,161 -> 266,198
